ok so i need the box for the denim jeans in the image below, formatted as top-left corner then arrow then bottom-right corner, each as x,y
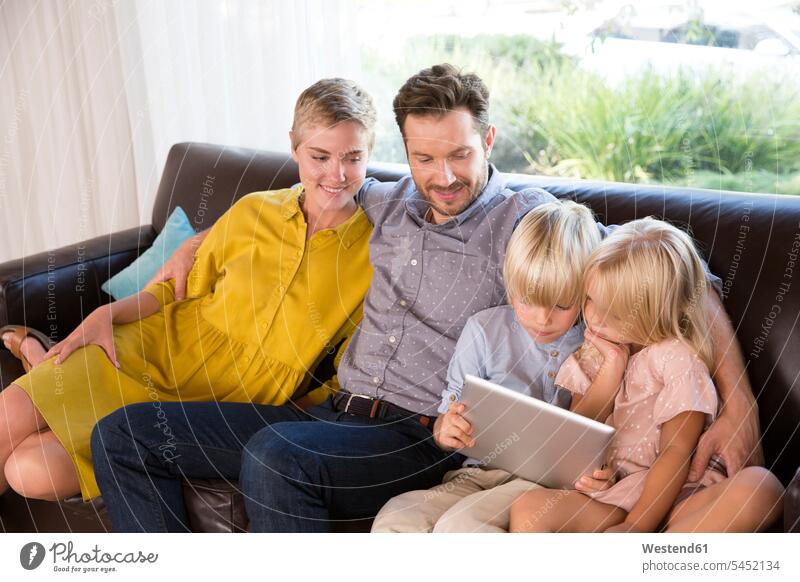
91,398 -> 463,532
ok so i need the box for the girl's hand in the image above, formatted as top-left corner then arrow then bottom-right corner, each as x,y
433,403 -> 475,450
44,306 -> 119,367
604,521 -> 647,533
575,466 -> 616,493
585,328 -> 630,375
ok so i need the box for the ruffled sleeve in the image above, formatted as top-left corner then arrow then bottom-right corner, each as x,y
652,340 -> 718,428
555,349 -> 593,396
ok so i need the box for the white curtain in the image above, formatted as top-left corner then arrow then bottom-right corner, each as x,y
0,0 -> 357,262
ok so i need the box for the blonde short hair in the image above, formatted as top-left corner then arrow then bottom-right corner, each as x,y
504,200 -> 601,308
291,78 -> 377,150
584,218 -> 713,368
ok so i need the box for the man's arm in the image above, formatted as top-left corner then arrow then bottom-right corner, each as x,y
356,177 -> 398,225
145,229 -> 210,300
688,288 -> 764,480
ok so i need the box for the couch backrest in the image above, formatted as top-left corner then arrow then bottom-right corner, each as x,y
156,142 -> 800,483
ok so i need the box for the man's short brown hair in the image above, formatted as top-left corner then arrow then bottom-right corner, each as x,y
291,78 -> 377,150
392,63 -> 490,139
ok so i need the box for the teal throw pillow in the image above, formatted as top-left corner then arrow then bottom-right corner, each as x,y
101,206 -> 196,300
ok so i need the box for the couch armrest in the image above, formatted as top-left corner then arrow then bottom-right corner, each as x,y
183,479 -> 248,533
786,466 -> 800,532
0,225 -> 156,341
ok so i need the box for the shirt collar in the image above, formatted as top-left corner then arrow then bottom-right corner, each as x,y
285,185 -> 369,249
403,163 -> 506,227
281,185 -> 304,221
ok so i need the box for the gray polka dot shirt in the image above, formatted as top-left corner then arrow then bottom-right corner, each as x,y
338,165 -> 557,415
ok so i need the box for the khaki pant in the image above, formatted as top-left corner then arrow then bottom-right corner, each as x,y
372,467 -> 541,533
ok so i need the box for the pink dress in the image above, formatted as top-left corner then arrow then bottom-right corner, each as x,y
555,338 -> 725,512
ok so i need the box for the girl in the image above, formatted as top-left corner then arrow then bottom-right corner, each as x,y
510,218 -> 783,533
0,78 -> 377,503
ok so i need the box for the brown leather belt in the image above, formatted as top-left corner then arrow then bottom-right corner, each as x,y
332,392 -> 435,429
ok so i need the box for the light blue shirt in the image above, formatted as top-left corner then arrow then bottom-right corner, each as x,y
438,305 -> 586,414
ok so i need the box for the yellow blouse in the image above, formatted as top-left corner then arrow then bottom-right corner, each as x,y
145,186 -> 373,404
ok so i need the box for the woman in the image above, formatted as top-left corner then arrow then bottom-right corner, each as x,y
0,78 -> 377,502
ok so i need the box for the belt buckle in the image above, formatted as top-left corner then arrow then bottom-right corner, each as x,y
345,392 -> 373,414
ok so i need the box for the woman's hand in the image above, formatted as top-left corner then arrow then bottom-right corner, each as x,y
44,306 -> 119,367
585,328 -> 630,376
433,403 -> 475,450
574,466 -> 616,493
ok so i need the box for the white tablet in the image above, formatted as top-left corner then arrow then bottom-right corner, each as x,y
459,374 -> 615,489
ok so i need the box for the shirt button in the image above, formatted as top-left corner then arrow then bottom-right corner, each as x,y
449,394 -> 457,401
372,376 -> 380,385
244,356 -> 251,363
389,335 -> 397,343
547,371 -> 556,378
399,299 -> 408,307
551,350 -> 559,357
262,322 -> 268,329
278,285 -> 285,293
410,259 -> 418,266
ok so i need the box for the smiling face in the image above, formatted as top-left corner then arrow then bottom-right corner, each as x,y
403,108 -> 496,224
510,298 -> 580,344
290,120 -> 370,212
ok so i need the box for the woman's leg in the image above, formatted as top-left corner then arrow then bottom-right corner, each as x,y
2,332 -> 49,369
664,467 -> 784,532
510,488 -> 626,533
0,384 -> 49,493
4,430 -> 80,500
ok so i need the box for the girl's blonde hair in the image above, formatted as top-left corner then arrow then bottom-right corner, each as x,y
504,201 -> 601,308
584,218 -> 713,368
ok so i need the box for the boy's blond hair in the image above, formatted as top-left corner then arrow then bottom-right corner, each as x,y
291,78 -> 377,150
504,201 -> 601,308
584,217 -> 713,368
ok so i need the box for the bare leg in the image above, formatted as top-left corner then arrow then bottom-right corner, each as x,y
0,384 -> 49,493
510,488 -> 627,533
664,467 -> 784,533
2,334 -> 48,368
4,430 -> 80,500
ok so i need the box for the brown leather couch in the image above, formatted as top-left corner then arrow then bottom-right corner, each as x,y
1,142 -> 798,533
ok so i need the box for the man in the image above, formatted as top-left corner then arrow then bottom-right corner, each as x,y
91,64 -> 761,532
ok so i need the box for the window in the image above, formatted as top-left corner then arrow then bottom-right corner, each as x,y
353,0 -> 800,196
